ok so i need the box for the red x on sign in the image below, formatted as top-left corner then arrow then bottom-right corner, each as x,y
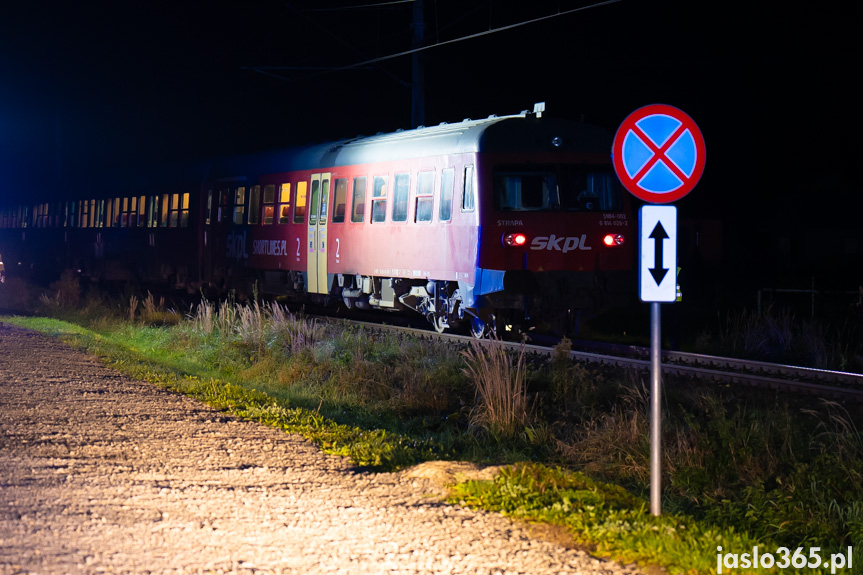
612,104 -> 706,203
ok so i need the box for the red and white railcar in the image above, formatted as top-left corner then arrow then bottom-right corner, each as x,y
0,105 -> 634,335
203,105 -> 635,336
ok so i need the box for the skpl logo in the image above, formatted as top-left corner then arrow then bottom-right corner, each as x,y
530,234 -> 592,253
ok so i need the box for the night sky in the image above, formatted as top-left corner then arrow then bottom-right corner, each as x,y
1,0 -> 859,284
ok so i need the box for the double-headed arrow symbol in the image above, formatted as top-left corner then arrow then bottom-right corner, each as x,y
648,222 -> 669,285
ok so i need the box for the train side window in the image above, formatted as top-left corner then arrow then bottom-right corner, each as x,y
130,197 -> 139,227
90,200 -> 97,228
415,171 -> 434,223
106,199 -> 114,227
180,193 -> 190,227
319,178 -> 329,225
293,181 -> 307,224
372,176 -> 387,223
97,200 -> 105,227
308,180 -> 319,226
248,185 -> 261,225
439,168 -> 454,222
262,184 -> 275,225
205,190 -> 213,225
68,201 -> 75,228
138,195 -> 146,227
146,196 -> 155,227
168,194 -> 179,228
392,173 -> 409,222
218,188 -> 229,223
462,165 -> 475,212
351,177 -> 366,223
278,183 -> 291,224
332,178 -> 347,223
233,187 -> 245,225
124,197 -> 131,226
160,194 -> 169,227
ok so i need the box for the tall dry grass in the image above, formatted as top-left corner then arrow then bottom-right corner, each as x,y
186,299 -> 321,356
461,336 -> 531,438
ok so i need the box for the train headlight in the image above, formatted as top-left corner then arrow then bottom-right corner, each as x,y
603,233 -> 625,247
503,232 -> 527,247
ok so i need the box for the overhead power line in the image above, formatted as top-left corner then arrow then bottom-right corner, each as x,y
250,0 -> 621,81
303,0 -> 415,11
308,0 -> 621,76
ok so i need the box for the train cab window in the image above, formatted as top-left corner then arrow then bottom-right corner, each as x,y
233,187 -> 246,225
332,178 -> 347,223
462,165 -> 475,212
415,171 -> 434,223
372,176 -> 387,223
248,185 -> 261,225
138,195 -> 146,227
262,185 -> 275,225
559,170 -> 622,212
351,177 -> 366,223
293,181 -> 307,224
494,165 -> 622,212
392,173 -> 409,222
439,168 -> 454,222
278,183 -> 291,224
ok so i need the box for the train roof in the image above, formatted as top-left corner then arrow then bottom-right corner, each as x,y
207,108 -> 613,181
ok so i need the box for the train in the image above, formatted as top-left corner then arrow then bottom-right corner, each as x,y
0,103 -> 635,337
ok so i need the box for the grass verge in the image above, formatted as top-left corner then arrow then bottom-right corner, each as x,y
1,291 -> 860,574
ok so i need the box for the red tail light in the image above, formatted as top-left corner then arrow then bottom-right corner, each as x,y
502,232 -> 527,247
603,233 -> 625,247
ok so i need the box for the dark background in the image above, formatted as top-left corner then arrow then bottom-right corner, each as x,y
1,0 -> 860,307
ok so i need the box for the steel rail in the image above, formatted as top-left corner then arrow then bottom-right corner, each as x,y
322,317 -> 863,402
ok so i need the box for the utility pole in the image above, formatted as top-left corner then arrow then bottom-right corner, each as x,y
411,0 -> 425,128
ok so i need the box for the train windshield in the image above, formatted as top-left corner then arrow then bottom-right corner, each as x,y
494,165 -> 622,212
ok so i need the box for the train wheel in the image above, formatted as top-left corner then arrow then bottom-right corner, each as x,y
433,314 -> 448,334
469,316 -> 487,339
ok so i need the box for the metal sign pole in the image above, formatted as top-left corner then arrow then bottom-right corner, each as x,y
612,103 -> 705,520
650,301 -> 662,516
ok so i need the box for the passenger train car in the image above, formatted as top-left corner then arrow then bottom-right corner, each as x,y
0,105 -> 635,336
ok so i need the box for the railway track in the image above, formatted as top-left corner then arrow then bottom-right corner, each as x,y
326,316 -> 863,403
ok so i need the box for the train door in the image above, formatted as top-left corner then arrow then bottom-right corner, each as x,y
306,173 -> 330,294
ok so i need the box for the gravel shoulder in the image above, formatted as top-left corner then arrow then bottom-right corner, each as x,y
0,323 -> 643,575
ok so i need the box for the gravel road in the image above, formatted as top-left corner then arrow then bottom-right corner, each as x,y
0,323 -> 644,575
